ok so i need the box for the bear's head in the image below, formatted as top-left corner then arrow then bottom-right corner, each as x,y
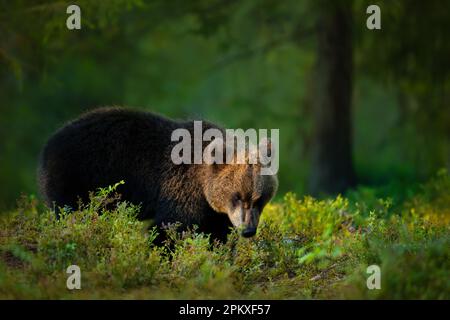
202,136 -> 278,237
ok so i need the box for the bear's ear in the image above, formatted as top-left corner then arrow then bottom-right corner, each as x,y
259,137 -> 272,156
258,137 -> 273,164
203,137 -> 225,165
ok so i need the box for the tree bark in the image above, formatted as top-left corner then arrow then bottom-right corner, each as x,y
308,3 -> 356,195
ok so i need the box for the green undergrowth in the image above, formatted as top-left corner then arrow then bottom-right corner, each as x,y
0,172 -> 449,299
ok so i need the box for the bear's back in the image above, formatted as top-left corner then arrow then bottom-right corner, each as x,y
38,107 -> 179,213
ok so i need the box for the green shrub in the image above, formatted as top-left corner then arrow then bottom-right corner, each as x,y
0,173 -> 448,299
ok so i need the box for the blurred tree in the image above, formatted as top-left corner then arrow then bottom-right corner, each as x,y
308,1 -> 356,195
1,0 -> 449,208
353,0 -> 450,177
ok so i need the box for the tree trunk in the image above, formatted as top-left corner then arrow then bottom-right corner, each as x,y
308,3 -> 356,195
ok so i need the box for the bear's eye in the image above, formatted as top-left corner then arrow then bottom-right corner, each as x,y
231,193 -> 241,207
253,196 -> 265,210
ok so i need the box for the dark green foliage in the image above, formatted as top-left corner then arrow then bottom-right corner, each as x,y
1,1 -> 450,207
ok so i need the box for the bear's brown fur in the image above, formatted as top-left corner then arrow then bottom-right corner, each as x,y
37,107 -> 278,242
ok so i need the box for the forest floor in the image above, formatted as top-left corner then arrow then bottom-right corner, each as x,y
0,171 -> 449,299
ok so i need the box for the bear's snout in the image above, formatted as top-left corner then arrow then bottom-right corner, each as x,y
241,226 -> 257,238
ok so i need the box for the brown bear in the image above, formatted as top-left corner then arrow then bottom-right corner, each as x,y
37,107 -> 278,242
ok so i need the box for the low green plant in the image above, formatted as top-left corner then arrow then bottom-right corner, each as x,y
0,172 -> 448,299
